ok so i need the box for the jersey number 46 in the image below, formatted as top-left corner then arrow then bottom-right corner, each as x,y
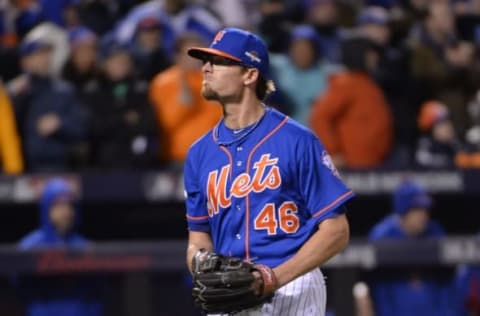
254,202 -> 300,235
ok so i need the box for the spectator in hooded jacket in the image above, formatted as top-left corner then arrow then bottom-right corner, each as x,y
0,82 -> 23,174
8,38 -> 87,172
309,37 -> 393,169
270,25 -> 333,125
17,178 -> 103,316
368,179 -> 456,316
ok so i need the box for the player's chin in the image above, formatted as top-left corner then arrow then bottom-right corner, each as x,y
201,87 -> 219,101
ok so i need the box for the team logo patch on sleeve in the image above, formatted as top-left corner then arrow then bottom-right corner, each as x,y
322,150 -> 341,178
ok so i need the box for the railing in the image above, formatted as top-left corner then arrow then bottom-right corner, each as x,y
0,237 -> 478,275
1,169 -> 479,203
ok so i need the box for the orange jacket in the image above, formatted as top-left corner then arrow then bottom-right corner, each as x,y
150,66 -> 221,162
0,84 -> 24,174
310,72 -> 393,168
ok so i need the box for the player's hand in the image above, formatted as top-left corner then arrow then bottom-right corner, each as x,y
37,113 -> 61,137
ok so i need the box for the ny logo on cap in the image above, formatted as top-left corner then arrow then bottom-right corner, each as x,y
213,30 -> 226,44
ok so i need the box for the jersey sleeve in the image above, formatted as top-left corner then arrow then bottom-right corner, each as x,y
184,148 -> 210,232
298,134 -> 354,224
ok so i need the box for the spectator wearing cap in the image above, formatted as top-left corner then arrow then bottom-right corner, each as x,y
113,0 -> 223,55
306,0 -> 344,63
369,180 -> 443,240
409,1 -> 476,133
356,6 -> 421,166
0,82 -> 23,174
310,37 -> 393,169
270,25 -> 333,125
149,32 -> 221,164
415,100 -> 462,169
81,38 -> 159,169
356,6 -> 391,46
368,180 -> 456,316
62,26 -> 98,94
131,15 -> 171,82
7,38 -> 87,172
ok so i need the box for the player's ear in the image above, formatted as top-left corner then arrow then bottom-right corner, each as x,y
243,68 -> 259,86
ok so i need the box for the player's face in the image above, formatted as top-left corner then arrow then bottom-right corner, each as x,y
200,55 -> 247,103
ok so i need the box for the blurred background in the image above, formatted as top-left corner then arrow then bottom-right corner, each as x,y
0,0 -> 480,315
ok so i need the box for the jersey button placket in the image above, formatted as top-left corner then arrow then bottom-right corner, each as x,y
230,144 -> 244,177
234,145 -> 245,171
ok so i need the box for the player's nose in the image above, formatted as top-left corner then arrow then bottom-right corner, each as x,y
201,60 -> 213,73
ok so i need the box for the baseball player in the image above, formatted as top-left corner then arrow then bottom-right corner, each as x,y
184,28 -> 354,316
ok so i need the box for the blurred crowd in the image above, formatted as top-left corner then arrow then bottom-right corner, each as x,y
1,0 -> 480,174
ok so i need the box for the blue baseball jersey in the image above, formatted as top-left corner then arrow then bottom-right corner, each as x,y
184,107 -> 354,267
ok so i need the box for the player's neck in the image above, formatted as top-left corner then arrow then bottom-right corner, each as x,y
222,97 -> 265,130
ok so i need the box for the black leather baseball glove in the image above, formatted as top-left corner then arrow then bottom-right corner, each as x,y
191,249 -> 277,314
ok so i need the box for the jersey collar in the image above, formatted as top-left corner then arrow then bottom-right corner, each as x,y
213,105 -> 270,146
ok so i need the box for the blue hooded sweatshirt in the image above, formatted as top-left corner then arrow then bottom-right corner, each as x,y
367,180 -> 456,316
17,179 -> 103,316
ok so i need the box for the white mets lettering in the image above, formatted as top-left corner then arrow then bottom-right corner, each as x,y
206,154 -> 281,216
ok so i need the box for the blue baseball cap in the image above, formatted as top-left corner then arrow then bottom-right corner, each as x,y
68,26 -> 97,47
19,39 -> 52,57
290,25 -> 320,47
392,180 -> 432,215
357,6 -> 390,26
98,34 -> 132,61
187,28 -> 270,78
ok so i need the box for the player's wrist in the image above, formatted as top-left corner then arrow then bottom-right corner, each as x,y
271,265 -> 294,289
254,264 -> 278,296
